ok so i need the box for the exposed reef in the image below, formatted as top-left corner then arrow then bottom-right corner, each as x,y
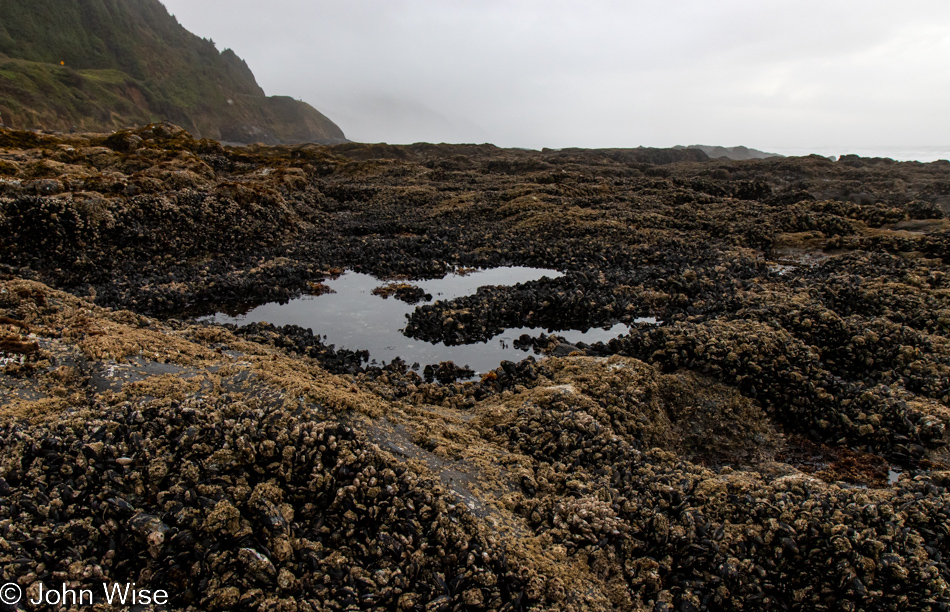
2,125 -> 950,610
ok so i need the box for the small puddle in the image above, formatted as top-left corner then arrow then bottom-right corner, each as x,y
768,263 -> 797,276
203,267 -> 638,374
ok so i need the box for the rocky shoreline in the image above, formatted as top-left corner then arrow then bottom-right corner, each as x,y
2,123 -> 950,610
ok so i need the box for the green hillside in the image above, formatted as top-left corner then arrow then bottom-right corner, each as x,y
0,0 -> 346,144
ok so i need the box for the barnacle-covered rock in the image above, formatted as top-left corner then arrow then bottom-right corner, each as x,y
3,128 -> 950,611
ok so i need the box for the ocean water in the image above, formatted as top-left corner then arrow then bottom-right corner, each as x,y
769,146 -> 950,163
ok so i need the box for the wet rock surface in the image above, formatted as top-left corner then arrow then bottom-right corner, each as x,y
2,126 -> 950,609
371,282 -> 432,304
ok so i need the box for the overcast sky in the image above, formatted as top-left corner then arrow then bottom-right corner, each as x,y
161,0 -> 950,153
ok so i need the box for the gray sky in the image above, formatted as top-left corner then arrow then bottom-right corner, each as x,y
161,0 -> 950,151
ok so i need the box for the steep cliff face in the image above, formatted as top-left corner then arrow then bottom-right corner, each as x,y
0,0 -> 346,144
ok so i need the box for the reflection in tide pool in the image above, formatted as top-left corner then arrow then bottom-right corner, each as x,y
205,267 -> 649,374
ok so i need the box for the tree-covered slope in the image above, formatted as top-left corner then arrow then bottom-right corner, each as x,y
0,0 -> 346,144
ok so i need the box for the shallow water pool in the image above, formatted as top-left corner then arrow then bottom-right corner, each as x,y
204,267 -> 644,374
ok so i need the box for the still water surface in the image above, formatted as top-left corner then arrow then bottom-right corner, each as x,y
205,267 -> 642,374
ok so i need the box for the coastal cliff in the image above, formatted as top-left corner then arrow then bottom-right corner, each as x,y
0,0 -> 345,144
